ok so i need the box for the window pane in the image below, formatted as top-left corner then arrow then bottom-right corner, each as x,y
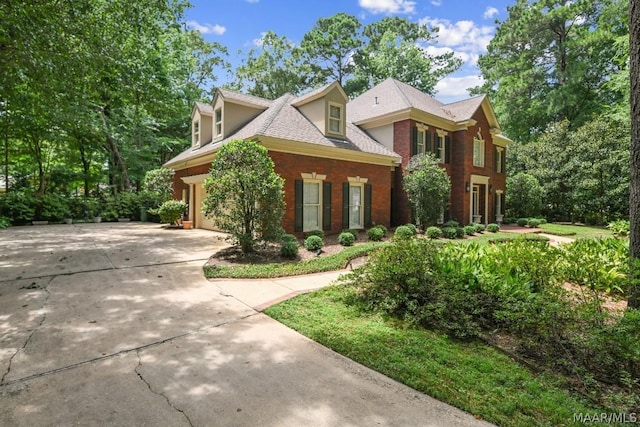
350,206 -> 361,228
349,185 -> 362,228
304,182 -> 319,204
330,105 -> 341,119
304,206 -> 319,230
329,119 -> 340,133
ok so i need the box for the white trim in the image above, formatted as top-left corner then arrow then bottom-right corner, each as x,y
181,173 -> 209,184
301,172 -> 327,180
469,175 -> 490,224
328,101 -> 344,135
347,182 -> 365,229
473,129 -> 485,168
302,179 -> 323,232
214,107 -> 222,138
436,128 -> 449,137
347,176 -> 368,183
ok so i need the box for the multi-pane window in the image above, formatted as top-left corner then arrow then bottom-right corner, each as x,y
215,108 -> 222,137
194,120 -> 200,146
328,103 -> 342,134
416,129 -> 426,155
348,184 -> 363,229
303,181 -> 321,231
473,138 -> 485,167
496,148 -> 504,173
436,135 -> 446,163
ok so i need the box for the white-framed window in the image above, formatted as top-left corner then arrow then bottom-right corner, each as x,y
328,102 -> 343,134
215,108 -> 222,137
193,120 -> 200,146
348,183 -> 364,229
473,130 -> 485,167
303,180 -> 322,232
496,147 -> 504,173
435,130 -> 447,163
416,128 -> 426,155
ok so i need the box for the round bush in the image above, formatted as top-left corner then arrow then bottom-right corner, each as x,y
342,229 -> 359,240
304,235 -> 324,251
527,218 -> 541,228
338,232 -> 355,246
426,226 -> 443,239
368,227 -> 384,241
281,234 -> 297,244
374,224 -> 387,236
538,218 -> 547,225
443,220 -> 459,229
394,225 -> 414,240
516,218 -> 529,227
404,223 -> 417,235
304,229 -> 324,239
455,227 -> 465,239
442,227 -> 457,239
487,223 -> 500,233
280,241 -> 299,259
473,223 -> 485,233
463,225 -> 476,236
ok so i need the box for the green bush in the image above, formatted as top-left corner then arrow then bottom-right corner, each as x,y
373,224 -> 387,236
502,217 -> 515,224
527,218 -> 542,228
304,235 -> 324,251
394,225 -> 414,240
608,219 -> 630,237
442,227 -> 457,239
404,223 -> 417,235
304,229 -> 324,239
0,216 -> 10,228
280,241 -> 299,259
537,218 -> 547,225
338,232 -> 356,246
516,218 -> 529,227
0,191 -> 36,224
487,223 -> 500,233
368,227 -> 385,241
463,225 -> 475,236
473,223 -> 485,233
443,220 -> 459,229
342,229 -> 359,240
455,227 -> 465,239
281,234 -> 298,244
35,193 -> 68,221
426,226 -> 443,239
151,200 -> 187,225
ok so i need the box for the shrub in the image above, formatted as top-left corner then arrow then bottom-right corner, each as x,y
373,224 -> 387,236
516,218 -> 529,227
368,227 -> 385,241
455,227 -> 465,239
0,216 -> 10,229
394,225 -> 414,240
0,191 -> 36,224
443,220 -> 459,229
338,232 -> 355,247
304,235 -> 323,251
342,229 -> 359,240
473,223 -> 485,233
442,227 -> 457,239
426,226 -> 443,239
151,200 -> 187,225
281,234 -> 298,244
463,225 -> 475,236
608,219 -> 630,237
502,217 -> 515,224
527,218 -> 542,228
404,223 -> 417,235
304,229 -> 324,239
487,223 -> 500,233
537,218 -> 547,225
280,241 -> 299,259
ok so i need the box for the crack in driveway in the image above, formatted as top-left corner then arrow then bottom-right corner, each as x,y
1,277 -> 53,385
135,349 -> 194,426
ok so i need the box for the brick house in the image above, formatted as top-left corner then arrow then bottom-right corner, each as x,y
163,78 -> 511,234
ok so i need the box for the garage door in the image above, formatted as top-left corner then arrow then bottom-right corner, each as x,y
195,182 -> 217,230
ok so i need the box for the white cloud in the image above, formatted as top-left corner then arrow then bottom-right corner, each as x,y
186,20 -> 226,35
419,16 -> 494,66
431,0 -> 442,5
483,7 -> 499,19
435,75 -> 484,100
358,0 -> 416,14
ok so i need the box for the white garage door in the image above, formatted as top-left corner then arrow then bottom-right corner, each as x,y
196,182 -> 217,231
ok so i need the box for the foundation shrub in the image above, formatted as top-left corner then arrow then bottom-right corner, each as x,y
487,223 -> 500,233
394,225 -> 414,240
338,232 -> 355,247
425,226 -> 443,239
304,235 -> 323,251
367,226 -> 385,241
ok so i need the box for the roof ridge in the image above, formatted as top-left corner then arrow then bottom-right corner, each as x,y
389,78 -> 413,109
256,94 -> 293,135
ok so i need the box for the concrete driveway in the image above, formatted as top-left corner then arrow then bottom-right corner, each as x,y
0,223 -> 492,426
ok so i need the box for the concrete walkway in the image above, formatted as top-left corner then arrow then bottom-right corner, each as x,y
0,223 -> 493,427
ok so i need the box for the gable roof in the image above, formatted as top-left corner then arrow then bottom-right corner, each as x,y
194,101 -> 214,115
291,81 -> 347,107
164,90 -> 400,169
348,78 -> 487,124
217,88 -> 272,109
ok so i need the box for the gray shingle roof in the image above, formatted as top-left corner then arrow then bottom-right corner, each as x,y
164,90 -> 400,168
194,101 -> 214,115
217,88 -> 272,109
347,78 -> 483,123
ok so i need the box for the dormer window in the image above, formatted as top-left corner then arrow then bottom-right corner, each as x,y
328,102 -> 343,135
193,120 -> 200,146
215,108 -> 222,137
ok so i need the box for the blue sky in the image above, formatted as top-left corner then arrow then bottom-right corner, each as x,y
184,0 -> 513,103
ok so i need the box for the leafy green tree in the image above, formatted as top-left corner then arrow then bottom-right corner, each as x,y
300,13 -> 363,86
403,154 -> 451,228
629,0 -> 640,309
506,172 -> 543,218
203,140 -> 285,253
476,0 -> 627,143
348,17 -> 461,97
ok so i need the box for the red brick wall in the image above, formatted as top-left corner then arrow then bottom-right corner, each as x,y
392,119 -> 413,225
269,151 -> 393,235
171,163 -> 210,200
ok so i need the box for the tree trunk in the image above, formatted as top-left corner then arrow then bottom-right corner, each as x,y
629,0 -> 640,309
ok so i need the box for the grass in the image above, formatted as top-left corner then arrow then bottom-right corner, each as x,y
265,285 -> 609,427
455,231 -> 549,246
203,241 -> 385,278
538,223 -> 612,239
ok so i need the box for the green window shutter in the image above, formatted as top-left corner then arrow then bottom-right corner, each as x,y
494,148 -> 499,173
294,180 -> 303,232
323,181 -> 332,231
501,150 -> 506,173
426,130 -> 432,154
342,182 -> 350,229
364,183 -> 372,227
445,135 -> 451,164
411,126 -> 417,157
432,132 -> 438,155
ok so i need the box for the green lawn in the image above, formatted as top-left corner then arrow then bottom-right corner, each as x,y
265,285 -> 609,427
457,231 -> 549,246
538,223 -> 612,239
